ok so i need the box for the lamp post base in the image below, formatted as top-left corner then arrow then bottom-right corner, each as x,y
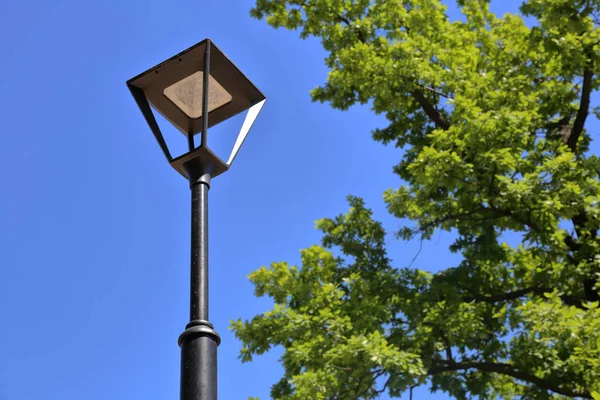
179,320 -> 221,400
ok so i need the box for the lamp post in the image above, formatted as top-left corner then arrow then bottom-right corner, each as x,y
126,39 -> 266,400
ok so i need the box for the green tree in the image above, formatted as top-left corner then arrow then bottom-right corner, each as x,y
231,0 -> 600,398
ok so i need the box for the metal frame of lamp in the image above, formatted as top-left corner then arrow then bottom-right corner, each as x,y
126,38 -> 266,400
127,38 -> 266,182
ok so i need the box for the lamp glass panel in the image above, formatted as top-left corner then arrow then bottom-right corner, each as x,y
163,71 -> 232,119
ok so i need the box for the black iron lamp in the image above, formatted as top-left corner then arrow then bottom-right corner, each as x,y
126,38 -> 266,400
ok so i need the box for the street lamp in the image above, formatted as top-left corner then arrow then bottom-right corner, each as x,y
126,39 -> 266,400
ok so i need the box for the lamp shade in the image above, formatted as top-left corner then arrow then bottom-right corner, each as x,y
127,39 -> 265,136
127,39 -> 266,180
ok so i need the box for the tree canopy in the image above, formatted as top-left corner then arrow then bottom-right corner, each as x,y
231,0 -> 600,398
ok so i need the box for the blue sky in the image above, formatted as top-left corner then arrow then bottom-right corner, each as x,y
0,1 -> 597,399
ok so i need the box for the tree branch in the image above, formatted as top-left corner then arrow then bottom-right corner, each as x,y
353,369 -> 385,400
333,15 -> 451,132
571,194 -> 599,303
567,66 -> 593,151
373,376 -> 392,397
428,361 -> 592,398
584,277 -> 600,303
336,14 -> 366,42
441,334 -> 454,362
564,234 -> 581,252
488,207 -> 540,232
465,286 -> 587,310
417,206 -> 539,234
411,89 -> 450,130
418,83 -> 454,99
416,209 -> 497,233
466,287 -> 536,303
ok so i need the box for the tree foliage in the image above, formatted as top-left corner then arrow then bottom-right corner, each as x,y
231,0 -> 600,398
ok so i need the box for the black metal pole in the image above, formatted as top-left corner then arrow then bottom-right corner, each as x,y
190,181 -> 209,323
178,175 -> 220,400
